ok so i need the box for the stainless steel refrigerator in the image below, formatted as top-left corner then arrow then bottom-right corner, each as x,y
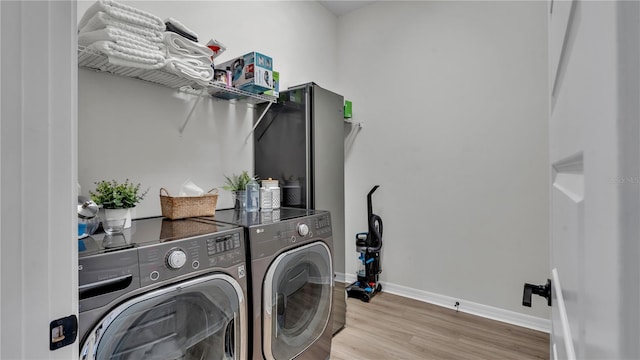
255,82 -> 346,335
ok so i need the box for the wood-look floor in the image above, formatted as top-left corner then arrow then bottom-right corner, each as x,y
331,290 -> 549,360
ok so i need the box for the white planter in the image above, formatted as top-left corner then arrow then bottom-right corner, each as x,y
104,207 -> 134,229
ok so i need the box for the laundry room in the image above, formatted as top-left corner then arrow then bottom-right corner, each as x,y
74,0 -> 550,358
4,0 -> 640,359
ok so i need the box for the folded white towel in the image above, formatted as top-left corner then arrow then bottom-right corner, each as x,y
167,55 -> 211,69
163,32 -> 212,58
79,12 -> 164,43
79,27 -> 164,52
165,58 -> 213,86
164,17 -> 199,40
78,0 -> 165,33
88,41 -> 165,70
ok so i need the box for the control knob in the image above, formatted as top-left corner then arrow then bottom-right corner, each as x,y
166,249 -> 187,269
297,223 -> 310,237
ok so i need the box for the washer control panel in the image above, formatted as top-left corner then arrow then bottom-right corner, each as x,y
251,212 -> 332,258
139,228 -> 244,287
78,247 -> 139,313
297,223 -> 310,237
166,249 -> 187,269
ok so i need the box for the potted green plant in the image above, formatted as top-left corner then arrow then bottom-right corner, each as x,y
90,179 -> 149,229
222,171 -> 256,210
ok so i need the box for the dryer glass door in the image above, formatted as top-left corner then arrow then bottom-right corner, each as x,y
263,242 -> 333,360
81,274 -> 246,360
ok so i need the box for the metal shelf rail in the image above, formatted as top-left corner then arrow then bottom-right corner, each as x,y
78,46 -> 276,134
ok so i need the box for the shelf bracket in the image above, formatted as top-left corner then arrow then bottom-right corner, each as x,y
344,119 -> 363,128
179,88 -> 207,134
244,101 -> 273,144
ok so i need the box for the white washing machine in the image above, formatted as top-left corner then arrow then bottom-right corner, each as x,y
201,208 -> 334,360
78,217 -> 248,360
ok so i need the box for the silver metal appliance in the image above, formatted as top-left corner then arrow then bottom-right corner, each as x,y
78,217 -> 248,360
200,208 -> 334,360
255,83 -> 346,334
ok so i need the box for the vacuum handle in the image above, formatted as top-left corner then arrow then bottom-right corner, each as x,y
367,185 -> 379,219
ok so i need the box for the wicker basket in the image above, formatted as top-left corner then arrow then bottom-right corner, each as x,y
160,188 -> 218,220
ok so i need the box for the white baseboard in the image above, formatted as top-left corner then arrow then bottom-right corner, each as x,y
340,273 -> 550,333
334,272 -> 347,283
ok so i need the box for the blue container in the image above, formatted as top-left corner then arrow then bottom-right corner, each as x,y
78,222 -> 87,236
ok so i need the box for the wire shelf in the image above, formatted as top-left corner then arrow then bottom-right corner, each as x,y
78,46 -> 199,89
78,46 -> 276,104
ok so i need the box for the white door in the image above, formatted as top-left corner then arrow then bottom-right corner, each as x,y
1,1 -> 78,358
548,1 -> 640,358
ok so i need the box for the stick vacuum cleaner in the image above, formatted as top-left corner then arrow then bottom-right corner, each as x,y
346,185 -> 383,302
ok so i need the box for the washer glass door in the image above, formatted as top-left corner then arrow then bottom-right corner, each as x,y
263,242 -> 332,360
80,273 -> 246,360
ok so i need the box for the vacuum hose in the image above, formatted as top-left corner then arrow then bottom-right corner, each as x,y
367,214 -> 383,251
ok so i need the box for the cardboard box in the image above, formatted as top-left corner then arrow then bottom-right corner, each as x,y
263,71 -> 279,97
217,52 -> 273,94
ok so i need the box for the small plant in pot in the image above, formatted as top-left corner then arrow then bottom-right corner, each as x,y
90,179 -> 149,230
222,171 -> 257,210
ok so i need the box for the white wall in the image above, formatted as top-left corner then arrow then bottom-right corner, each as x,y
77,1 -> 339,218
338,1 -> 550,320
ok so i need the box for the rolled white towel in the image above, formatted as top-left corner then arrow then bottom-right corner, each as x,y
163,32 -> 212,58
88,41 -> 165,70
78,0 -> 165,32
79,27 -> 164,52
79,11 -> 164,43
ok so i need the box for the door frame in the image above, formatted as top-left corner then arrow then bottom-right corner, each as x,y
1,1 -> 78,358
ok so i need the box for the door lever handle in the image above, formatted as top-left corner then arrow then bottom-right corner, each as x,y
522,279 -> 552,307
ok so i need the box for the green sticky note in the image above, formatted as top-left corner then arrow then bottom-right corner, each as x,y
344,100 -> 352,118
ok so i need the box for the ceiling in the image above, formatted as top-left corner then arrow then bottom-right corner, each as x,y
318,1 -> 375,17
